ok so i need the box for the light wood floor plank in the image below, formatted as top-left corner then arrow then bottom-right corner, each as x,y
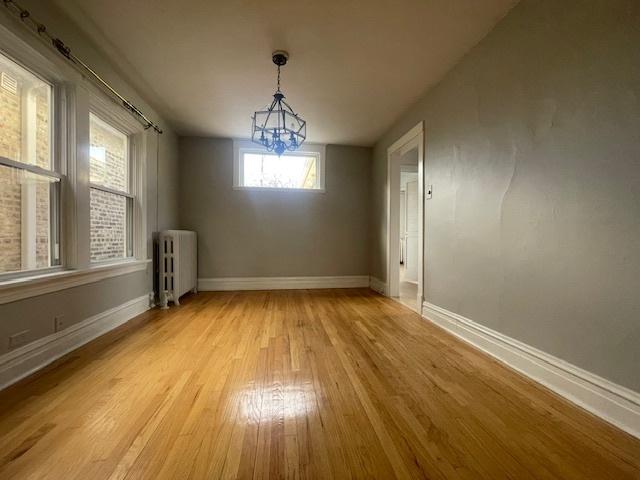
0,289 -> 638,479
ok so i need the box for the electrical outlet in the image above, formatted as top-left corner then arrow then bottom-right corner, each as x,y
8,330 -> 29,350
54,315 -> 67,332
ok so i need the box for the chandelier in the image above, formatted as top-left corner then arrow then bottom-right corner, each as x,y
251,51 -> 306,156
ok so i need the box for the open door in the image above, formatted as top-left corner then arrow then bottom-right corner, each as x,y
386,122 -> 424,313
404,179 -> 419,283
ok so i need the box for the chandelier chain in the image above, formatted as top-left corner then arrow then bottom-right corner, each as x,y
277,65 -> 281,92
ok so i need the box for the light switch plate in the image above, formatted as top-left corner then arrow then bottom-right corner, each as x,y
426,184 -> 433,199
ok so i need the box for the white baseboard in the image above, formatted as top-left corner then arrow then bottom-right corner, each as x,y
198,275 -> 370,291
369,276 -> 388,295
422,302 -> 640,439
0,294 -> 151,391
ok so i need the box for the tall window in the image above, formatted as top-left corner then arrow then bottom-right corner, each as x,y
89,113 -> 133,262
0,50 -> 60,275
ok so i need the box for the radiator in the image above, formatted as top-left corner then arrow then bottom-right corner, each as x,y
158,230 -> 197,308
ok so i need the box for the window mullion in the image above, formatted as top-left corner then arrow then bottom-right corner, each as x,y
0,156 -> 62,180
89,182 -> 134,199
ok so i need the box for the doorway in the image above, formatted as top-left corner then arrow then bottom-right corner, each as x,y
386,122 -> 424,313
399,166 -> 419,309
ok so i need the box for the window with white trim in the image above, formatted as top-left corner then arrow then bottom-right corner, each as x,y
233,141 -> 325,191
0,50 -> 60,275
89,112 -> 133,262
0,25 -> 149,302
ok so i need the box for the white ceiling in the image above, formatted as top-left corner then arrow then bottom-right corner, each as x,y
54,0 -> 517,146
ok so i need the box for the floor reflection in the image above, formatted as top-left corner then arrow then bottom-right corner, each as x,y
238,382 -> 315,421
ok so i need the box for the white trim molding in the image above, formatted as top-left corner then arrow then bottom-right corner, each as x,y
387,122 -> 424,155
0,294 -> 151,390
386,122 -> 424,308
422,302 -> 640,439
0,259 -> 150,305
198,275 -> 369,292
369,276 -> 388,295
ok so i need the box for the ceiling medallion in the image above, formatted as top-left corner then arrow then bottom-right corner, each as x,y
251,51 -> 306,156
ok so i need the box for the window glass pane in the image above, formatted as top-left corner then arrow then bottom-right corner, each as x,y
0,164 -> 59,274
90,113 -> 128,192
242,153 -> 318,189
0,50 -> 53,170
90,188 -> 130,262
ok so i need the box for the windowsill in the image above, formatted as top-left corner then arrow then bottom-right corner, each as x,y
0,259 -> 151,305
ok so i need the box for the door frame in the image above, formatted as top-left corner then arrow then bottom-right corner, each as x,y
386,122 -> 424,312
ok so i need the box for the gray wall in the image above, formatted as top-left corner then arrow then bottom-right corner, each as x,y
179,137 -> 371,278
0,3 -> 179,355
370,0 -> 640,391
0,270 -> 152,355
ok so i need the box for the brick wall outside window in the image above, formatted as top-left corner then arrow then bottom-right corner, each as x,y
89,117 -> 129,262
1,64 -> 132,272
0,76 -> 51,274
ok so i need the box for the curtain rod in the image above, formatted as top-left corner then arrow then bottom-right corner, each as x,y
2,0 -> 163,134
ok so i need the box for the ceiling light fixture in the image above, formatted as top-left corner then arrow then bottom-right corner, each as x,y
251,51 -> 306,156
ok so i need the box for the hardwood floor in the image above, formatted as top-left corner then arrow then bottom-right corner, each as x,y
0,289 -> 639,479
398,279 -> 418,312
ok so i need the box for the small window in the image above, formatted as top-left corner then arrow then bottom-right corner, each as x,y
89,113 -> 133,262
234,141 -> 325,191
0,50 -> 60,276
242,153 -> 319,189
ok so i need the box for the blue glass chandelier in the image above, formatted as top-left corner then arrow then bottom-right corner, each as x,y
251,51 -> 306,156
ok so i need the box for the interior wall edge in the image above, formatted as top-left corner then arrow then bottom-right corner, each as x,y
368,276 -> 388,296
368,0 -> 640,395
179,138 -> 372,279
423,301 -> 640,440
0,293 -> 152,391
0,3 -> 180,353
